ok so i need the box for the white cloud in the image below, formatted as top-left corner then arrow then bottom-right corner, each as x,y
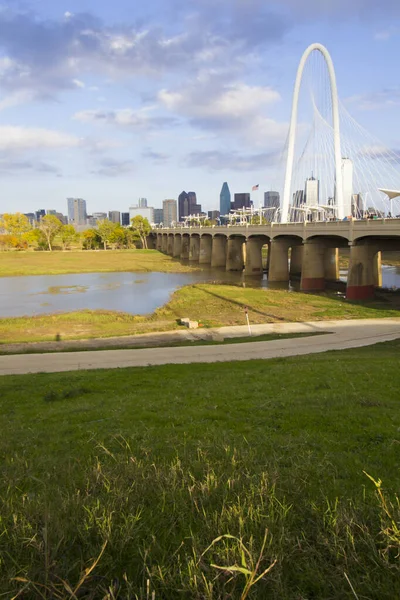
0,126 -> 81,151
73,108 -> 178,131
72,79 -> 85,88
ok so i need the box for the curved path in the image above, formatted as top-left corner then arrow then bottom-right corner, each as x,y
1,319 -> 400,376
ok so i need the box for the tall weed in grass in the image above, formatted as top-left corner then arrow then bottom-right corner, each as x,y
1,439 -> 399,599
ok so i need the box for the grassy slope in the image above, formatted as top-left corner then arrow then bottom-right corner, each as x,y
1,343 -> 400,598
0,283 -> 399,344
0,249 -> 200,277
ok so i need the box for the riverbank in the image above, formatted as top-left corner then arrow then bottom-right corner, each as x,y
1,284 -> 399,344
0,249 -> 201,277
1,342 -> 399,598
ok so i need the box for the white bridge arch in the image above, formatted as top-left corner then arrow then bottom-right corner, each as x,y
281,43 -> 344,223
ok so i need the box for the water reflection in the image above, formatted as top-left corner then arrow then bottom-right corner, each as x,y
1,264 -> 399,318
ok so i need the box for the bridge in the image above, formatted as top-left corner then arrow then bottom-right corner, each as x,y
149,219 -> 400,300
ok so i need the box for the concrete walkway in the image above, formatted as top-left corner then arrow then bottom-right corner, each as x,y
1,319 -> 400,376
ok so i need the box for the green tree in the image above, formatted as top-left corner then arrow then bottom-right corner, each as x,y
130,215 -> 151,249
125,228 -> 140,249
0,213 -> 31,236
82,228 -> 99,250
59,224 -> 78,250
97,219 -> 117,250
38,215 -> 62,251
109,225 -> 127,249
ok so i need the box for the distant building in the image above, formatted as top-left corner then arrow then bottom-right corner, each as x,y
55,212 -> 68,225
208,210 -> 220,221
264,191 -> 280,209
352,193 -> 362,218
92,212 -> 107,221
178,191 -> 189,221
46,209 -> 57,215
109,211 -> 121,224
138,198 -> 148,208
291,190 -> 305,222
67,198 -> 87,226
305,177 -> 319,207
86,216 -> 97,227
36,209 -> 46,221
163,199 -> 177,227
24,213 -> 36,226
220,182 -> 231,216
129,206 -> 154,224
342,158 -> 353,217
233,193 -> 251,210
154,208 -> 164,225
121,212 -> 130,226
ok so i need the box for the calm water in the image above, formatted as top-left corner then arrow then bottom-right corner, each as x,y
1,265 -> 399,318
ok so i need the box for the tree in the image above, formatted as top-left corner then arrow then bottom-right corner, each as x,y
82,229 -> 99,250
125,228 -> 140,249
59,224 -> 78,250
97,219 -> 117,250
109,225 -> 127,249
130,215 -> 151,249
38,215 -> 62,251
0,213 -> 31,236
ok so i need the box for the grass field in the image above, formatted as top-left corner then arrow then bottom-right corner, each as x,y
1,342 -> 399,598
1,284 -> 399,344
0,249 -> 200,277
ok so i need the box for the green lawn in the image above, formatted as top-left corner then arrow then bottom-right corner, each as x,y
1,284 -> 399,344
1,342 -> 400,598
0,249 -> 200,277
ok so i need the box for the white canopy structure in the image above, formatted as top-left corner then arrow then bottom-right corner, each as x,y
379,189 -> 400,217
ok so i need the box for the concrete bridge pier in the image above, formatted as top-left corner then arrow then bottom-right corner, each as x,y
373,252 -> 382,288
181,235 -> 190,259
346,244 -> 379,300
156,235 -> 162,251
268,239 -> 290,282
226,237 -> 245,271
245,238 -> 264,274
189,236 -> 200,261
211,236 -> 227,267
161,235 -> 168,253
167,235 -> 174,256
300,241 -> 326,291
147,236 -> 156,250
289,245 -> 303,278
173,235 -> 182,258
324,248 -> 339,281
199,235 -> 212,264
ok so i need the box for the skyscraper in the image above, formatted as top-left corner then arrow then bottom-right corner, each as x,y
138,198 -> 148,208
129,206 -> 154,224
163,199 -> 177,227
67,198 -> 87,226
305,178 -> 319,206
178,191 -> 200,220
233,193 -> 251,210
264,191 -> 280,209
109,211 -> 121,223
121,212 -> 130,226
220,182 -> 231,216
154,208 -> 164,225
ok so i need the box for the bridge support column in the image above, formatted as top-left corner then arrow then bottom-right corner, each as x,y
268,240 -> 290,282
173,236 -> 182,258
373,251 -> 382,287
189,236 -> 200,261
147,236 -> 156,249
324,248 -> 339,281
226,238 -> 244,271
161,235 -> 168,253
245,239 -> 263,274
199,236 -> 212,264
346,245 -> 377,300
289,245 -> 303,278
266,241 -> 271,272
211,237 -> 227,267
301,242 -> 326,291
156,235 -> 162,251
181,236 -> 190,259
167,236 -> 174,256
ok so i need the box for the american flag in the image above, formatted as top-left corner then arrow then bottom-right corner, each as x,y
252,184 -> 259,191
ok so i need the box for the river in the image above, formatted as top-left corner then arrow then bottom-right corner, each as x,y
1,266 -> 399,318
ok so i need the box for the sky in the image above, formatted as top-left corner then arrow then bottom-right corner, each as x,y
0,0 -> 400,216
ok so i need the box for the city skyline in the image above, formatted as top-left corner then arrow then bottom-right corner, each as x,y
0,1 -> 399,214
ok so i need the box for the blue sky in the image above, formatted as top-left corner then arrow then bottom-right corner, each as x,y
0,0 -> 399,215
